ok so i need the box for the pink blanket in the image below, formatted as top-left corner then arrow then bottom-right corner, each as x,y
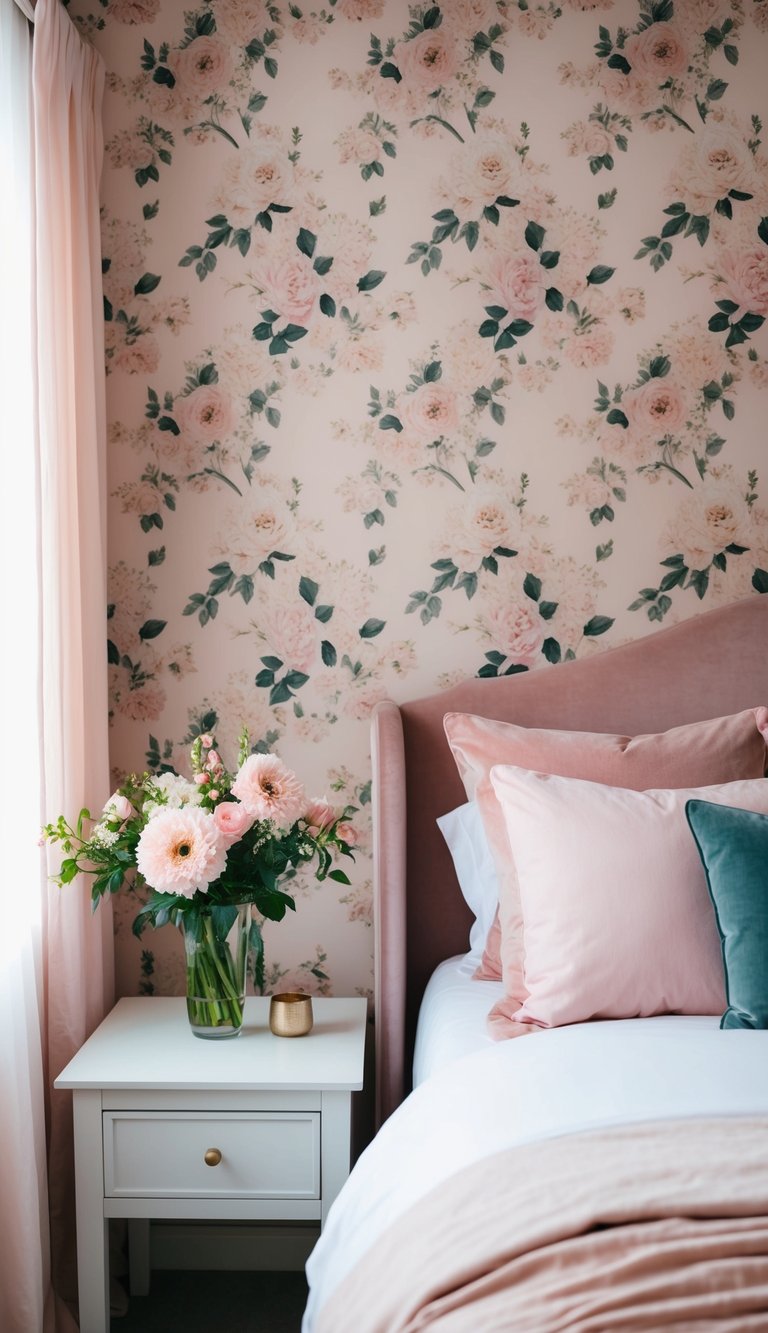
317,1118 -> 768,1331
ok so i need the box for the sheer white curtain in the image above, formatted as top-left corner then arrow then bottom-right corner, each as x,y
0,0 -> 113,1327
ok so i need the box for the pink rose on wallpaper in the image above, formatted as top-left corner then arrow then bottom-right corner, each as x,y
117,681 -> 167,722
484,601 -> 545,668
565,472 -> 614,510
625,378 -> 688,437
259,255 -> 321,324
106,127 -> 151,171
334,0 -> 384,17
581,123 -> 614,158
395,28 -> 461,94
719,247 -> 768,316
451,487 -> 520,565
262,602 -> 317,675
448,0 -> 503,36
337,337 -> 384,373
489,252 -> 546,323
213,801 -> 255,844
214,0 -> 272,44
673,123 -> 755,210
113,334 -> 161,376
667,476 -> 752,569
170,36 -> 233,101
400,382 -> 460,438
565,325 -> 614,368
175,384 -> 235,443
624,23 -> 689,79
337,127 -> 382,166
108,0 -> 159,22
344,682 -> 388,721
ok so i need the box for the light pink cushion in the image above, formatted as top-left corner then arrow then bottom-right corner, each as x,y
443,709 -> 768,997
487,768 -> 768,1036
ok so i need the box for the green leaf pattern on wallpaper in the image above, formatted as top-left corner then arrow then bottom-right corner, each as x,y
71,0 -> 768,1001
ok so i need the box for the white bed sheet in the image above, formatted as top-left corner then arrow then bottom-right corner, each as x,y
412,954 -> 501,1085
304,1013 -> 768,1331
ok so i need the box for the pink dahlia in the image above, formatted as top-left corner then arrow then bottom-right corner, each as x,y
230,754 -> 305,831
136,807 -> 228,897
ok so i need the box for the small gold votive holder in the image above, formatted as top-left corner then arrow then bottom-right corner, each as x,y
269,992 -> 314,1038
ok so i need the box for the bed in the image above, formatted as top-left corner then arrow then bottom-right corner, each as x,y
304,595 -> 768,1332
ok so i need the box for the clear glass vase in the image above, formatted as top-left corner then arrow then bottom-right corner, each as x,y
179,903 -> 250,1039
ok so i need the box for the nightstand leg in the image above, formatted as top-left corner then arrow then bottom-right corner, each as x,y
320,1091 -> 351,1228
72,1090 -> 109,1333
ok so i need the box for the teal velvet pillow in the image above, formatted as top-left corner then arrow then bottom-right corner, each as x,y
686,799 -> 768,1030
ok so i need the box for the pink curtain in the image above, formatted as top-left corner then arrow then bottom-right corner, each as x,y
0,0 -> 112,1328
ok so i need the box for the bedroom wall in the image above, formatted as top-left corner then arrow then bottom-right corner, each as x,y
69,0 -> 768,1003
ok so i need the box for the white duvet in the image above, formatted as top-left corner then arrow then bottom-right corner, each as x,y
303,1017 -> 768,1331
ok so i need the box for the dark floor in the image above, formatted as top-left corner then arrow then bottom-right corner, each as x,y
113,1270 -> 309,1333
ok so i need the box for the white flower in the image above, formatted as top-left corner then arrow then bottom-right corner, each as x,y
143,772 -> 203,819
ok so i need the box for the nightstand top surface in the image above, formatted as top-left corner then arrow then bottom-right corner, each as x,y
55,996 -> 367,1092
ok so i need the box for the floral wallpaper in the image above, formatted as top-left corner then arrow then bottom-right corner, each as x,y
69,0 -> 768,1005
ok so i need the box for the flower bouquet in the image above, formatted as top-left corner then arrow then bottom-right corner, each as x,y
43,728 -> 356,1037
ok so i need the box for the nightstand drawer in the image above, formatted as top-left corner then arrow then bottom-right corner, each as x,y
103,1111 -> 320,1199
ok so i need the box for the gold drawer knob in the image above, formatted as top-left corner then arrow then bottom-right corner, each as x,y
204,1148 -> 222,1167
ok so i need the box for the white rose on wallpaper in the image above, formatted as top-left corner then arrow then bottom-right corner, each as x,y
447,0 -> 505,36
450,486 -> 522,567
210,143 -> 294,227
671,121 -> 757,213
665,474 -> 753,570
752,0 -> 768,32
394,28 -> 461,96
168,35 -> 234,101
399,381 -> 461,438
175,384 -> 236,444
441,135 -> 519,215
217,490 -> 296,574
618,287 -> 646,324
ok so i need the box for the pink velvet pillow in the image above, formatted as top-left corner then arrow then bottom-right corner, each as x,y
487,768 -> 768,1036
443,709 -> 768,998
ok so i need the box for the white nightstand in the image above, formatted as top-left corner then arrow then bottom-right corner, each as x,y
55,995 -> 367,1333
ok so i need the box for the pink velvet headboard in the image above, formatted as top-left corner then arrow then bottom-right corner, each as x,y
372,595 -> 768,1126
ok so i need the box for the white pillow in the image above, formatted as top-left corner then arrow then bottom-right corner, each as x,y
436,801 -> 499,962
